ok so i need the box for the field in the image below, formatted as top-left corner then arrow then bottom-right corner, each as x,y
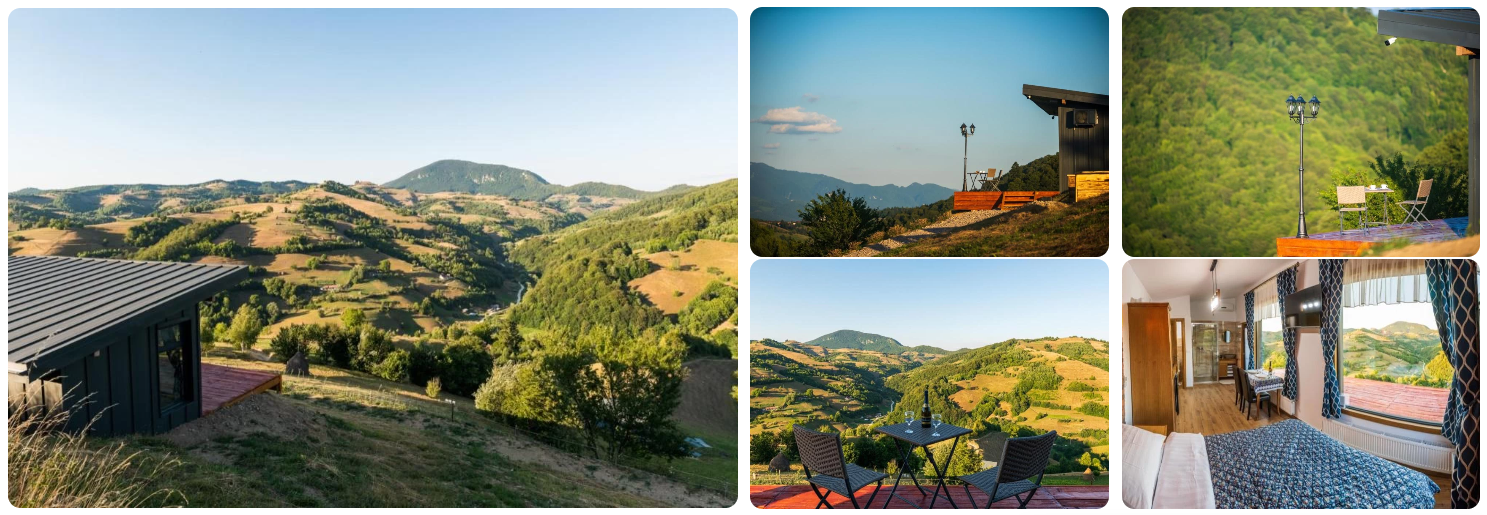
628,240 -> 738,314
97,350 -> 732,507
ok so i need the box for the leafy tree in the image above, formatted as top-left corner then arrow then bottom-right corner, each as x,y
355,327 -> 395,372
373,349 -> 411,382
226,304 -> 263,351
340,308 -> 367,330
440,337 -> 494,397
1424,350 -> 1454,384
797,189 -> 884,254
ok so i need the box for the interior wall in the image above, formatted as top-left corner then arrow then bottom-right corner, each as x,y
1121,263 -> 1152,425
1159,295 -> 1193,387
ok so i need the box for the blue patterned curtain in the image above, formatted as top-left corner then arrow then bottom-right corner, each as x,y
1318,260 -> 1344,419
1427,259 -> 1479,509
1278,265 -> 1299,400
1244,291 -> 1256,369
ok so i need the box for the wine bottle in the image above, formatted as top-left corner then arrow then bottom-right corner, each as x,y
920,390 -> 932,428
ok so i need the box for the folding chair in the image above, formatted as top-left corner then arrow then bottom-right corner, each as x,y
793,425 -> 887,509
1336,185 -> 1367,233
1397,179 -> 1433,227
958,431 -> 1058,509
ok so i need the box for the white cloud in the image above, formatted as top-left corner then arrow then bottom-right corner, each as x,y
802,93 -> 819,103
762,143 -> 781,149
752,106 -> 842,134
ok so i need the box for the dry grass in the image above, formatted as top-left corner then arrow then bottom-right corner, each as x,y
628,240 -> 737,314
8,406 -> 182,507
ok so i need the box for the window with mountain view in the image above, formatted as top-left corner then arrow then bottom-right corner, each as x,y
1257,316 -> 1285,374
1340,302 -> 1447,425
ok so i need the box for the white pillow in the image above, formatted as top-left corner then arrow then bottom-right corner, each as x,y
1122,425 -> 1165,509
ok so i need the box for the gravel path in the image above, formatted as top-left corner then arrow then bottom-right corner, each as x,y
845,209 -> 1007,257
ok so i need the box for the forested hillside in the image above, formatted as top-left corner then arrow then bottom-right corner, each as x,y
804,329 -> 949,355
384,160 -> 692,200
1123,8 -> 1471,256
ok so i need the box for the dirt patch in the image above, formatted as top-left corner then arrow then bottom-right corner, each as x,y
165,392 -> 327,448
845,209 -> 1008,257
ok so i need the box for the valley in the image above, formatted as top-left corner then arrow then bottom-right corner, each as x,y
8,160 -> 740,506
749,333 -> 1110,480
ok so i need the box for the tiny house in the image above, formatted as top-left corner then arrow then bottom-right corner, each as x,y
1023,84 -> 1110,193
8,256 -> 247,435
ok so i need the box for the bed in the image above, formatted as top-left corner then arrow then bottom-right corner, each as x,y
1124,420 -> 1440,509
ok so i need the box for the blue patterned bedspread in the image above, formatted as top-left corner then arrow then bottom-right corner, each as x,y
1205,419 -> 1440,508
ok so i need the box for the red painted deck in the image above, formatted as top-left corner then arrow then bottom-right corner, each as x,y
952,191 -> 1059,212
750,484 -> 1108,509
1344,376 -> 1448,423
1275,217 -> 1468,257
201,363 -> 283,415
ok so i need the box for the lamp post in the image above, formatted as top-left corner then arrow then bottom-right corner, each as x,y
1286,95 -> 1321,238
960,123 -> 976,191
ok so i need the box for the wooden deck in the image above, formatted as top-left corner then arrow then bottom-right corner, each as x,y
750,484 -> 1108,509
1275,217 -> 1468,256
952,191 -> 1059,212
200,362 -> 283,415
1343,376 -> 1448,423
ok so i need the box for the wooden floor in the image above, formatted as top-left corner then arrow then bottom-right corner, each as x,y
1173,382 -> 1293,435
1343,377 -> 1448,423
1170,383 -> 1451,509
1276,217 -> 1468,256
750,485 -> 1108,509
200,362 -> 283,414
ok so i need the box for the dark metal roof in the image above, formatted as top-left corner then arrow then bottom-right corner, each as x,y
1023,84 -> 1110,116
1378,8 -> 1479,49
9,256 -> 247,372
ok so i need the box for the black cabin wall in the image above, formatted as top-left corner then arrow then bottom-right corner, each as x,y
1056,104 -> 1111,191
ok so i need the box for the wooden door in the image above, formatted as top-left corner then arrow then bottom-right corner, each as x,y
1128,303 -> 1175,432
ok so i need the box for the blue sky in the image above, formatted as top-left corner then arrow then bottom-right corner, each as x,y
750,8 -> 1109,190
9,9 -> 736,191
751,259 -> 1109,349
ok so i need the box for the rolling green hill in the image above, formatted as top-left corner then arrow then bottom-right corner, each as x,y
750,336 -> 1110,478
1341,321 -> 1444,379
384,160 -> 692,200
1123,8 -> 1471,256
803,329 -> 949,355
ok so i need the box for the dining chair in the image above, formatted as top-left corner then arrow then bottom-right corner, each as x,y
1336,186 -> 1367,233
793,425 -> 886,509
1398,179 -> 1433,227
958,431 -> 1057,509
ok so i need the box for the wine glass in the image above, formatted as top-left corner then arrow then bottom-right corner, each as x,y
904,411 -> 914,433
931,414 -> 943,437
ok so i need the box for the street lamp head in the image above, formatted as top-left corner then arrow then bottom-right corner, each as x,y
960,123 -> 968,137
1286,95 -> 1296,114
969,123 -> 975,135
1309,96 -> 1320,116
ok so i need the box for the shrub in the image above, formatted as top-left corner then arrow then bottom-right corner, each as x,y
425,377 -> 442,398
439,337 -> 493,397
373,350 -> 411,383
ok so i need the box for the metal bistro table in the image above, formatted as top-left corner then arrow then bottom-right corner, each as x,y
1363,186 -> 1394,229
875,420 -> 972,509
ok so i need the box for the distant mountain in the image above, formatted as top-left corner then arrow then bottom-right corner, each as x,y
1341,321 -> 1441,378
803,329 -> 947,355
385,160 -> 691,200
750,162 -> 954,221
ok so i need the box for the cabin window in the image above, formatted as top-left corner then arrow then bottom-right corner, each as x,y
1256,316 -> 1285,376
1340,269 -> 1444,426
157,322 -> 191,410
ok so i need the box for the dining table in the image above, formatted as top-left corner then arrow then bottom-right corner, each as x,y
1363,186 -> 1394,229
875,420 -> 972,509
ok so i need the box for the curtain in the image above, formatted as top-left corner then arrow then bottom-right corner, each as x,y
1278,265 -> 1299,400
1342,259 -> 1429,307
1244,291 -> 1256,369
1427,259 -> 1479,509
1255,276 -> 1281,319
1319,260 -> 1345,419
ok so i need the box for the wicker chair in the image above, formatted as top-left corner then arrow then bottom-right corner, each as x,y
1337,186 -> 1367,233
1398,179 -> 1433,227
958,430 -> 1057,509
793,425 -> 886,509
